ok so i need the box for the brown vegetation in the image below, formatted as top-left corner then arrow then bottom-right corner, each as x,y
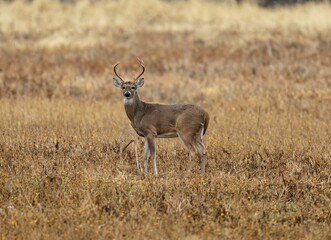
0,0 -> 330,239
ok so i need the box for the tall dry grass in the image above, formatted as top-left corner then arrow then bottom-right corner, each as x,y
0,0 -> 331,239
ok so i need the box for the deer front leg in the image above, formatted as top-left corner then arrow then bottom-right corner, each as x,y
145,134 -> 157,176
144,137 -> 151,174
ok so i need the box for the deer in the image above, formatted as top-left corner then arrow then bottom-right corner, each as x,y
113,59 -> 209,176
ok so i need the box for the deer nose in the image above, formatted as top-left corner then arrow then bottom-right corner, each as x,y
124,91 -> 131,97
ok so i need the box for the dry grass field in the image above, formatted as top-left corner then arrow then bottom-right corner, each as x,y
0,0 -> 331,239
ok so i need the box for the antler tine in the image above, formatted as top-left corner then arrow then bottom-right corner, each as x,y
135,57 -> 145,80
114,62 -> 124,82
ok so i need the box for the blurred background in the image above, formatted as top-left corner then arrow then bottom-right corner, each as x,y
0,0 -> 330,105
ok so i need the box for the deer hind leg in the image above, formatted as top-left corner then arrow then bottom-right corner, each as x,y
177,132 -> 198,172
194,126 -> 207,173
144,134 -> 158,176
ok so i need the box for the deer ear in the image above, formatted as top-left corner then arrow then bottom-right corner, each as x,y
113,77 -> 123,88
135,78 -> 144,88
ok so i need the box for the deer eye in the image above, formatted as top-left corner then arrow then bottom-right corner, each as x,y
121,86 -> 125,90
131,86 -> 136,90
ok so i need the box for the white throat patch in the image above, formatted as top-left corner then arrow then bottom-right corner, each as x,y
124,98 -> 134,105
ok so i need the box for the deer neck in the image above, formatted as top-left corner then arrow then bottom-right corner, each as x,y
124,93 -> 143,122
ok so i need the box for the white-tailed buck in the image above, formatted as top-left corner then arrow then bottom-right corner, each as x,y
113,59 -> 209,175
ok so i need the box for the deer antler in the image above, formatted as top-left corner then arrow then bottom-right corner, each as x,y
135,57 -> 145,80
114,63 -> 124,82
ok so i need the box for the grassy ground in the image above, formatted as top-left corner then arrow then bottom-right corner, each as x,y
0,0 -> 330,239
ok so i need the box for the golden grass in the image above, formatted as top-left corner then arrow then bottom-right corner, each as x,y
0,0 -> 331,239
0,94 -> 330,238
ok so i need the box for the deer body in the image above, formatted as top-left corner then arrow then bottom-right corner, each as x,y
113,60 -> 209,175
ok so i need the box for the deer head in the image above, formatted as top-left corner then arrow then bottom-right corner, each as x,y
113,59 -> 145,102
